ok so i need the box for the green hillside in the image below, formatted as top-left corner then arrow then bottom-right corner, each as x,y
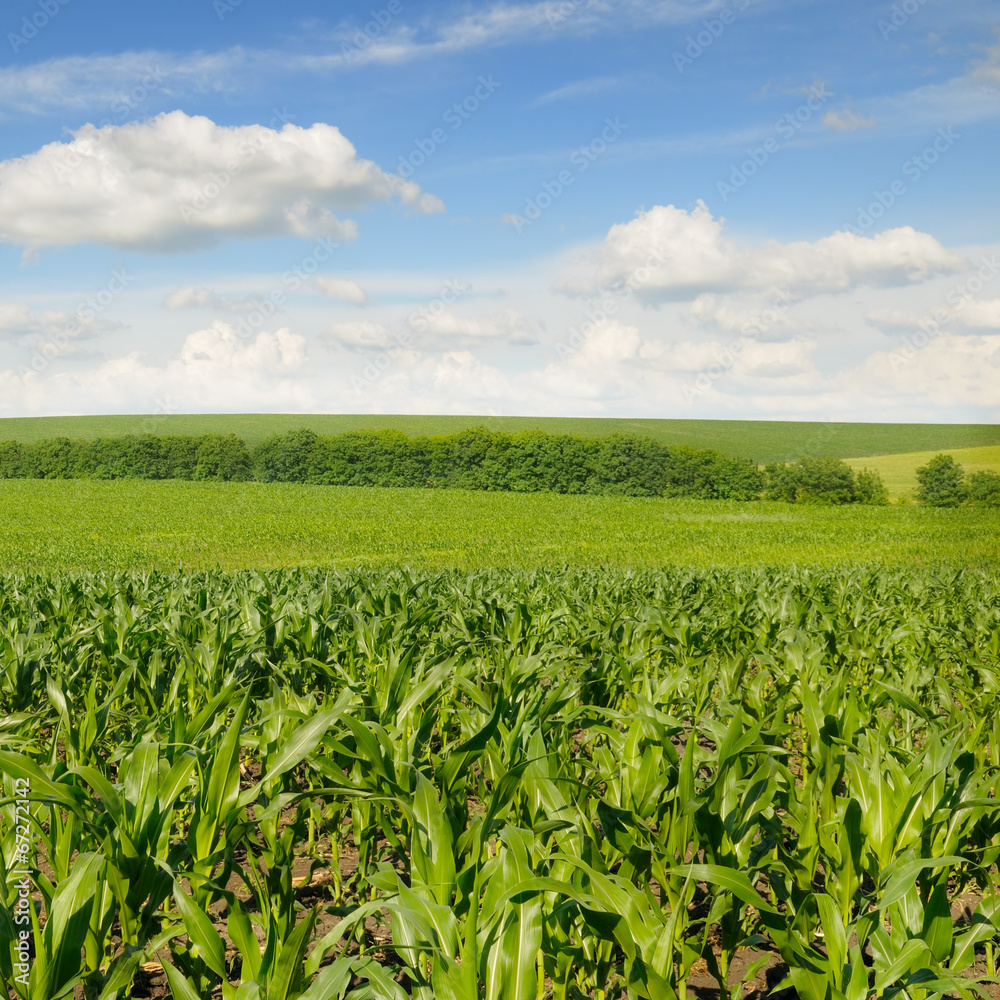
844,444 -> 1000,501
1,414 -> 998,464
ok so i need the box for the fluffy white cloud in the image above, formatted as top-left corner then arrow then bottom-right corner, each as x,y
688,293 -> 797,340
0,111 -> 443,253
588,202 -> 967,303
954,298 -> 1000,329
1,321 -> 310,416
322,321 -> 396,350
0,302 -> 122,345
865,308 -> 928,331
416,309 -> 540,345
164,286 -> 279,314
176,322 -> 305,371
866,298 -> 1000,334
853,333 -> 1000,408
314,276 -> 370,305
0,303 -> 72,337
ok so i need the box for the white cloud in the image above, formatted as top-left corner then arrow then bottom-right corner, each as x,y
0,111 -> 443,253
823,108 -> 877,131
688,293 -> 796,339
530,76 -> 628,106
866,298 -> 1000,333
1,321 -> 311,415
865,308 -> 928,331
955,298 -> 1000,329
314,276 -> 370,305
589,201 -> 967,303
972,40 -> 1000,88
164,286 -> 279,313
0,301 -> 121,343
0,51 -> 235,115
0,303 -> 71,337
322,321 -> 396,350
417,308 -> 540,345
853,333 -> 1000,409
326,1 -> 728,67
177,322 -> 306,371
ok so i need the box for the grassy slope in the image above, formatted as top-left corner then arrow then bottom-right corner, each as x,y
1,479 -> 996,572
1,413 -> 999,463
844,445 -> 1000,500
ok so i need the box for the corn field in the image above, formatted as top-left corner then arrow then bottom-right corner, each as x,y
1,567 -> 999,1000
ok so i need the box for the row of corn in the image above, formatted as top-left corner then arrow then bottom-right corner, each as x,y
1,568 -> 999,999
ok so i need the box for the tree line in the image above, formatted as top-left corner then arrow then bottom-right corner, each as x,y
0,427 -> 914,503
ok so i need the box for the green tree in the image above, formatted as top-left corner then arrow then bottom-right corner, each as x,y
915,454 -> 967,507
967,470 -> 1000,507
764,456 -> 856,504
854,468 -> 889,505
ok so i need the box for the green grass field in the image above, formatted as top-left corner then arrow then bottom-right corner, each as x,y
845,444 -> 1000,500
2,413 -> 1000,463
2,479 -> 996,572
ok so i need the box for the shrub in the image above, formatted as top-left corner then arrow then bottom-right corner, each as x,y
764,456 -> 856,504
194,434 -> 253,481
967,470 -> 1000,507
854,468 -> 889,505
915,454 -> 966,507
252,429 -> 320,482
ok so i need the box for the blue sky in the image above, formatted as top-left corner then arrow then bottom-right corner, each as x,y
0,0 -> 998,422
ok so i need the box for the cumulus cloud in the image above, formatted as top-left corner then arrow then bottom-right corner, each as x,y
0,111 -> 443,253
0,301 -> 123,344
955,298 -> 1000,330
689,293 -> 796,340
866,299 -> 1000,334
164,286 -> 280,313
823,108 -> 877,131
1,321 -> 311,415
177,321 -> 305,371
314,276 -> 370,305
416,308 -> 540,345
0,303 -> 72,337
322,321 -> 396,350
865,308 -> 928,331
854,333 -> 1000,408
589,201 -> 967,303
